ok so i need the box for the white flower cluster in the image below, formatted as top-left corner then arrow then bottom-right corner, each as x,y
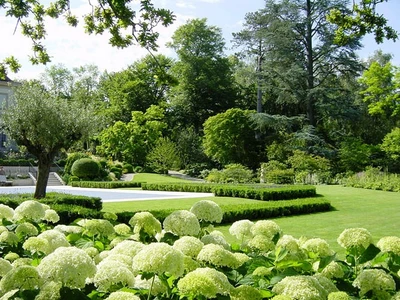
129,211 -> 161,236
190,200 -> 223,223
337,228 -> 373,250
163,210 -> 200,236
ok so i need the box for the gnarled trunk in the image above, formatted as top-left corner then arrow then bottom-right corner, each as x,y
34,153 -> 56,199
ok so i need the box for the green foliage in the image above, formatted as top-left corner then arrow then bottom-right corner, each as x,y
71,181 -> 143,189
146,138 -> 181,174
64,152 -> 90,175
288,150 -> 331,184
141,182 -> 316,201
71,158 -> 100,179
203,108 -> 259,167
122,163 -> 134,173
96,105 -> 167,166
344,167 -> 400,192
260,161 -> 295,184
0,159 -> 35,166
327,0 -> 398,44
338,138 -> 376,172
1,0 -> 174,78
206,164 -> 254,184
381,127 -> 400,160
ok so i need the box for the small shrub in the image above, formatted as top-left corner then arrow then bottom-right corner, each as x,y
122,163 -> 134,173
134,166 -> 144,173
71,158 -> 100,179
64,152 -> 89,175
206,164 -> 254,184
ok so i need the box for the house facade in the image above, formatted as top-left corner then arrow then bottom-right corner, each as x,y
0,77 -> 19,152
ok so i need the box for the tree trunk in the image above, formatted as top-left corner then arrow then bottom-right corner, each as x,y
34,154 -> 55,199
306,0 -> 316,127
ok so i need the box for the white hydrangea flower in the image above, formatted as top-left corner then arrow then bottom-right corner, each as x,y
377,236 -> 400,255
0,231 -> 19,246
129,212 -> 161,236
183,255 -> 200,273
54,225 -> 83,234
134,275 -> 167,296
276,235 -> 300,253
13,200 -> 46,222
177,267 -> 232,299
233,253 -> 250,267
0,204 -> 14,221
82,219 -> 115,237
231,285 -> 262,300
105,291 -> 141,300
35,281 -> 62,300
132,242 -> 184,277
190,200 -> 223,224
37,246 -> 96,289
173,236 -> 204,258
101,254 -> 133,269
0,226 -> 8,234
12,258 -> 33,267
4,252 -> 19,262
272,275 -> 330,300
327,291 -> 351,300
337,228 -> 372,250
93,260 -> 135,292
301,238 -> 335,257
15,222 -> 39,238
110,240 -> 144,258
320,261 -> 345,279
114,223 -> 131,235
0,265 -> 42,294
229,220 -> 254,241
250,220 -> 281,239
313,274 -> 338,294
197,244 -> 241,269
201,231 -> 230,249
0,258 -> 12,277
37,229 -> 70,254
84,247 -> 99,258
23,236 -> 50,255
248,235 -> 275,252
163,210 -> 200,236
43,209 -> 60,223
353,269 -> 396,296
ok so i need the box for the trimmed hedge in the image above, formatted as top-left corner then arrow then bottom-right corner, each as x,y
114,197 -> 332,224
0,159 -> 35,166
0,193 -> 102,224
71,181 -> 144,189
141,183 -> 316,201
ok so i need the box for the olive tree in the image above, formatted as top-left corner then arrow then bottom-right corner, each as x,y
1,81 -> 97,198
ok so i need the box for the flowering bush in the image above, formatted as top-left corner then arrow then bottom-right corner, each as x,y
1,199 -> 400,299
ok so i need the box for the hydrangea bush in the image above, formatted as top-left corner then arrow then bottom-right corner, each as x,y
0,199 -> 400,299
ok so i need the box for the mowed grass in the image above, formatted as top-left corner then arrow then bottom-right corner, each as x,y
132,173 -> 193,183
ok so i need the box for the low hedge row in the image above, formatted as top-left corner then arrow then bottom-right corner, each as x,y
70,181 -> 144,189
0,159 -> 36,166
114,197 -> 332,225
141,183 -> 316,201
0,193 -> 102,224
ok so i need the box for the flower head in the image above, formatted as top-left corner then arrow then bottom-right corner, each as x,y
54,225 -> 83,234
13,200 -> 46,222
328,291 -> 351,300
248,235 -> 275,252
231,285 -> 262,300
229,220 -> 254,241
272,275 -> 331,300
353,269 -> 395,296
132,242 -> 184,277
114,223 -> 131,235
34,281 -> 62,300
377,236 -> 400,255
163,210 -> 200,236
0,231 -> 19,245
110,240 -> 144,258
173,236 -> 204,258
23,236 -> 50,255
37,246 -> 96,288
0,265 -> 42,294
197,244 -> 241,269
251,220 -> 281,239
177,267 -> 232,299
276,235 -> 300,253
105,291 -> 141,300
15,222 -> 39,238
129,212 -> 161,236
43,209 -> 60,223
93,260 -> 135,292
301,238 -> 334,257
134,275 -> 167,296
190,200 -> 223,223
0,258 -> 12,277
201,231 -> 230,249
37,229 -> 70,254
337,228 -> 372,250
0,204 -> 14,221
82,219 -> 115,237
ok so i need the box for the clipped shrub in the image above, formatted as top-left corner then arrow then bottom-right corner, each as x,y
71,181 -> 144,189
122,163 -> 134,173
71,158 -> 100,179
110,167 -> 122,179
134,166 -> 144,173
68,175 -> 80,183
64,152 -> 89,175
206,164 -> 254,184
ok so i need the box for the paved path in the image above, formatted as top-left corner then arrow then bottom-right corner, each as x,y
0,186 -> 213,202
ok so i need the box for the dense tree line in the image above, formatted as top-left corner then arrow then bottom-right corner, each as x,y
2,0 -> 400,194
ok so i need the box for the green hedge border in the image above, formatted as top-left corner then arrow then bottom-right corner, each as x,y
114,197 -> 332,224
141,183 -> 316,201
71,181 -> 144,189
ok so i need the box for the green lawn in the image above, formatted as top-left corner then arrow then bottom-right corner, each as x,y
132,173 -> 193,183
219,185 -> 400,255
